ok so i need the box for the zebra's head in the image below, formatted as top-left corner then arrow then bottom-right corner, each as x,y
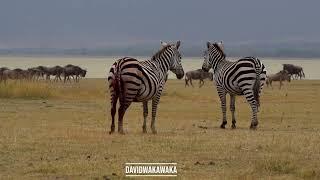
159,41 -> 184,79
202,41 -> 226,72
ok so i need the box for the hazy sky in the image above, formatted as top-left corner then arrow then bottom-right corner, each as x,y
0,0 -> 319,48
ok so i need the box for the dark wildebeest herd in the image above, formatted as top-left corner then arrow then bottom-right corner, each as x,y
0,64 -> 86,83
266,64 -> 305,89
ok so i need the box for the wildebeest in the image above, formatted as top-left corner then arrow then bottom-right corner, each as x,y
33,66 -> 51,80
1,68 -> 27,83
266,70 -> 291,89
62,64 -> 86,83
46,66 -> 64,82
185,69 -> 213,87
33,66 -> 64,81
27,67 -> 45,81
0,67 -> 10,82
283,64 -> 305,79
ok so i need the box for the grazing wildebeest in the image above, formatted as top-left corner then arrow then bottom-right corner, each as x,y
202,41 -> 266,129
63,65 -> 86,83
0,67 -> 10,82
33,66 -> 51,80
45,66 -> 64,82
35,66 -> 65,81
266,70 -> 291,89
27,67 -> 45,81
185,69 -> 213,87
2,68 -> 26,83
283,64 -> 305,79
108,41 -> 184,134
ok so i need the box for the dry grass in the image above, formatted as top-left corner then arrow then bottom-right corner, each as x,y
0,79 -> 319,179
0,81 -> 52,99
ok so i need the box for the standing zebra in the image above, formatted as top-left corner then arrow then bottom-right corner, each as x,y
108,41 -> 184,134
202,41 -> 266,129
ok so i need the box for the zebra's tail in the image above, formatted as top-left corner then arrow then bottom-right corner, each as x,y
113,63 -> 125,104
253,58 -> 262,109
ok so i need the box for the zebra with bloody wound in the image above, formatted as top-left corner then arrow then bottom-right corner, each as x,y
202,41 -> 266,129
108,41 -> 184,134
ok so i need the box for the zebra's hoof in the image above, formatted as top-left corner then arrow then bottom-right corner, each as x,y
220,121 -> 227,129
110,125 -> 115,132
151,129 -> 157,134
118,130 -> 125,134
231,124 -> 236,129
142,128 -> 147,133
250,125 -> 257,130
250,123 -> 258,130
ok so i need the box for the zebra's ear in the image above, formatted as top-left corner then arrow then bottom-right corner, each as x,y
160,41 -> 168,47
207,42 -> 211,49
176,41 -> 181,49
218,41 -> 224,51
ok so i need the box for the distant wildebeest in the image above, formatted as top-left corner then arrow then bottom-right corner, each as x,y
62,64 -> 86,83
2,68 -> 27,83
27,67 -> 45,81
46,66 -> 64,82
283,64 -> 305,79
33,66 -> 51,80
34,66 -> 64,81
185,69 -> 213,87
266,70 -> 291,89
0,67 -> 10,82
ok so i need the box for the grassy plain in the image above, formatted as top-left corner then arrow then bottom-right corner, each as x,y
0,79 -> 319,179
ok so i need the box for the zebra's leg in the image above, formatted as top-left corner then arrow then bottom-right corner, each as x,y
217,87 -> 227,128
118,102 -> 131,134
151,91 -> 162,134
230,94 -> 236,129
243,90 -> 259,129
109,92 -> 118,134
142,101 -> 148,133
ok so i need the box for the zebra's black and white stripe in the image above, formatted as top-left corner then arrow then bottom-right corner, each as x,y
202,41 -> 266,129
108,41 -> 184,134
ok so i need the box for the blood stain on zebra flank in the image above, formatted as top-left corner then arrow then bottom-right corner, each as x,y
108,41 -> 184,134
202,41 -> 267,129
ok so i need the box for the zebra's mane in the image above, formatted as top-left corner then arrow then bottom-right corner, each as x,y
151,45 -> 171,61
212,43 -> 226,59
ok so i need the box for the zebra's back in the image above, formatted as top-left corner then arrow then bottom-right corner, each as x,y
215,57 -> 266,95
108,57 -> 161,103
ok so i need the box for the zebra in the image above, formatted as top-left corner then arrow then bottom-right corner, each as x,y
108,41 -> 184,134
202,41 -> 266,129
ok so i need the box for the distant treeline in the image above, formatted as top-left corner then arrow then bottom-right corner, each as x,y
2,42 -> 320,58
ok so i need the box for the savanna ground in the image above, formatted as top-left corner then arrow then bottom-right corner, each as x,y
0,79 -> 319,179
